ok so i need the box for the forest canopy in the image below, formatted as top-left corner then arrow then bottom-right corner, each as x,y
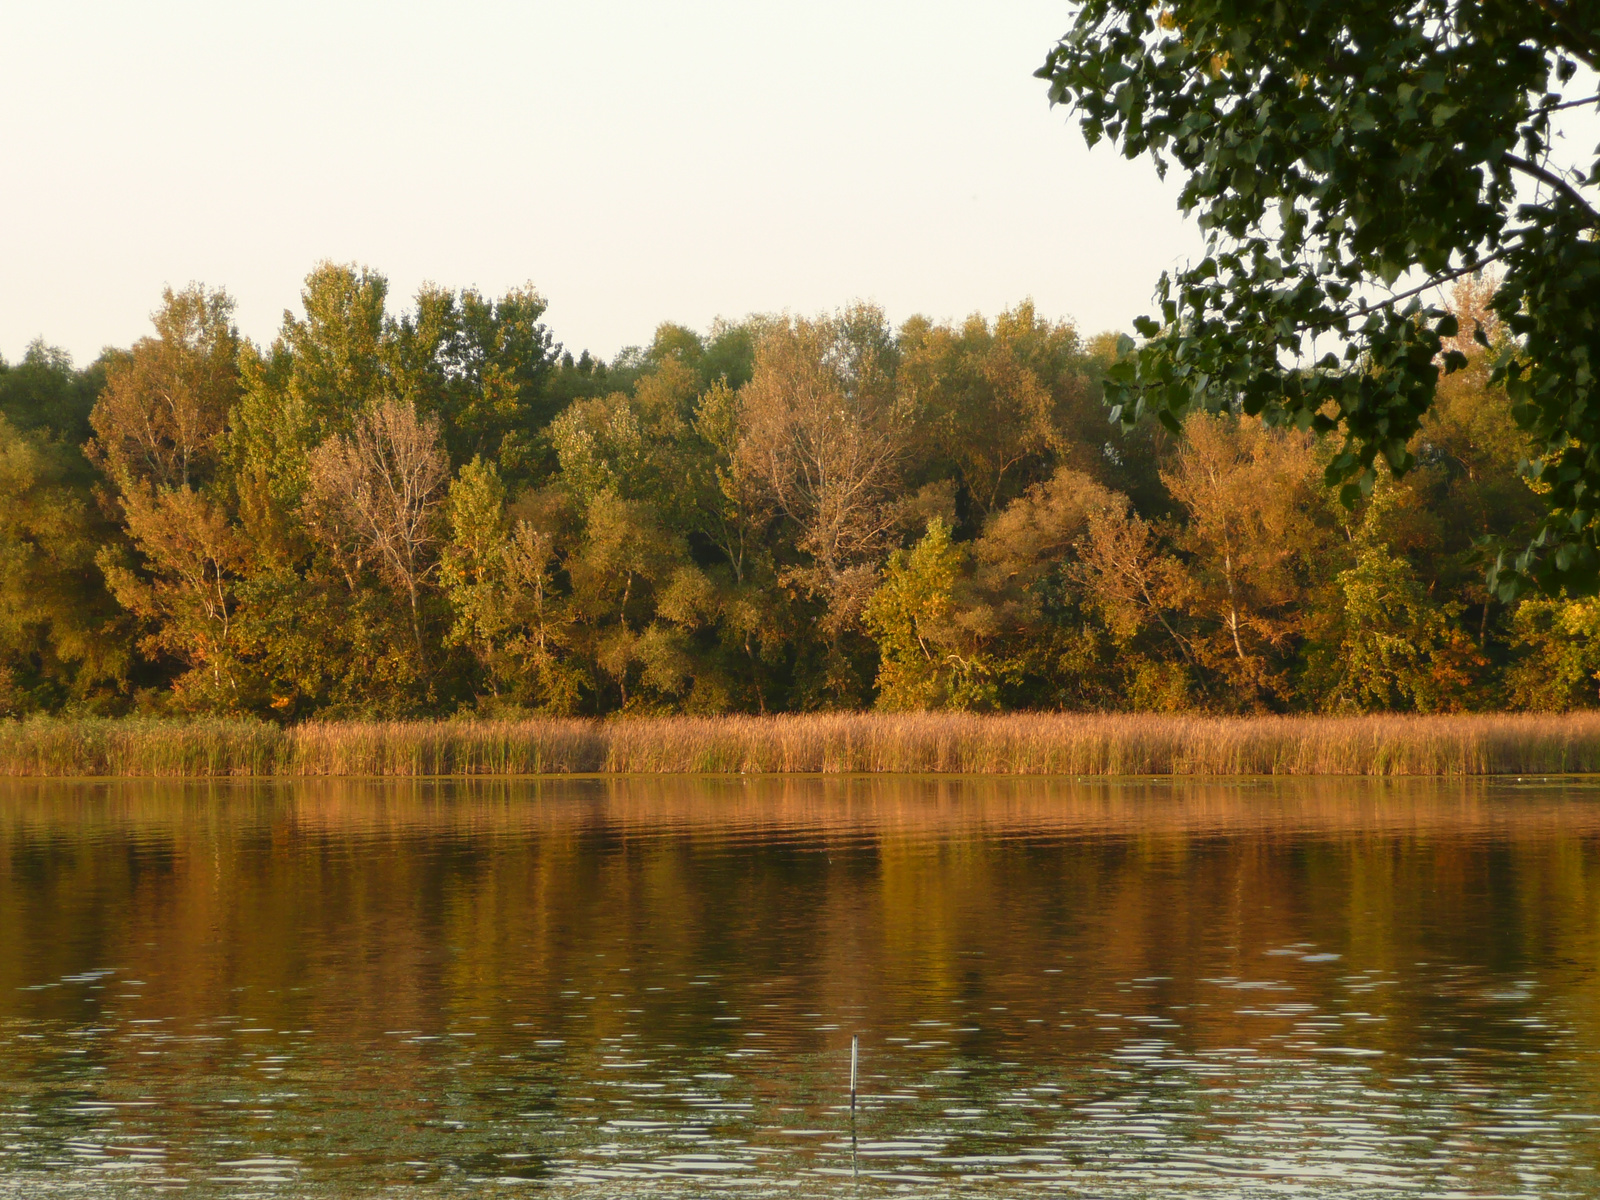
1,263 -> 1594,720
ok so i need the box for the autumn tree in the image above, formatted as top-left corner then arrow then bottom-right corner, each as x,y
86,287 -> 250,707
738,308 -> 908,696
305,399 -> 450,658
1070,491 -> 1195,709
90,286 -> 239,490
1161,413 -> 1327,705
98,486 -> 248,707
899,302 -> 1101,516
9,264 -> 1584,718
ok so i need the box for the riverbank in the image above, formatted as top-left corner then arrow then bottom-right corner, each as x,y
3,712 -> 1599,777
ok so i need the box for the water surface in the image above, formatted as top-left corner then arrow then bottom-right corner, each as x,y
2,776 -> 1598,1196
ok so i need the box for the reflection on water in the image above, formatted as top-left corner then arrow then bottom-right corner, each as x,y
1,776 -> 1599,1196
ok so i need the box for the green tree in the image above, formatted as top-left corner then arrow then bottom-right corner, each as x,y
866,517 -> 999,711
0,415 -> 131,713
898,303 -> 1095,516
548,392 -> 653,509
1304,482 -> 1483,711
1506,597 -> 1600,710
565,491 -> 692,711
1318,542 -> 1479,712
1408,277 -> 1541,645
1040,0 -> 1600,593
0,344 -> 127,713
229,263 -> 392,520
388,283 -> 556,480
219,263 -> 560,717
440,459 -> 582,711
0,341 -> 105,443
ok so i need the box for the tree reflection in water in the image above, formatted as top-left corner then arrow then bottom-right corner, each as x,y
1,775 -> 1597,1195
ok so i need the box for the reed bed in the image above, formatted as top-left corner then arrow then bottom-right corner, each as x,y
3,712 -> 1600,777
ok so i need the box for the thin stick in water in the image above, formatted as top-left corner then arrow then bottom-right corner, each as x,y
850,1035 -> 858,1111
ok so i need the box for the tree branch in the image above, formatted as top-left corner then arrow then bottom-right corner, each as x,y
1504,152 -> 1600,226
1534,0 -> 1600,71
1359,252 -> 1510,314
1533,93 -> 1600,115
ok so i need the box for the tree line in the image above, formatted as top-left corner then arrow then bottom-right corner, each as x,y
1,263 -> 1593,720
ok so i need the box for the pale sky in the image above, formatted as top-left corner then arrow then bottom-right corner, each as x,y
2,1 -> 1202,367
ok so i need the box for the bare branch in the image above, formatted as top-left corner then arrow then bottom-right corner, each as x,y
307,400 -> 449,657
738,312 -> 906,641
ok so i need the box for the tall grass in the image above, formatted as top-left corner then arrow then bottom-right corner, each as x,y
4,712 -> 1600,777
0,718 -> 287,778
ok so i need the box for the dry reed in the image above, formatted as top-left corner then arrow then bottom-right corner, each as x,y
3,712 -> 1600,778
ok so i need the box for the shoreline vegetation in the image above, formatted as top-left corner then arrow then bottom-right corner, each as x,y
3,713 -> 1600,778
9,269 -> 1600,729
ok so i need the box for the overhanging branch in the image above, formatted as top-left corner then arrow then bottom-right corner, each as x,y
1533,0 -> 1600,70
1504,153 -> 1600,226
1362,254 -> 1509,313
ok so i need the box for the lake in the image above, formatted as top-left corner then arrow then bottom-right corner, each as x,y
1,776 -> 1598,1196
